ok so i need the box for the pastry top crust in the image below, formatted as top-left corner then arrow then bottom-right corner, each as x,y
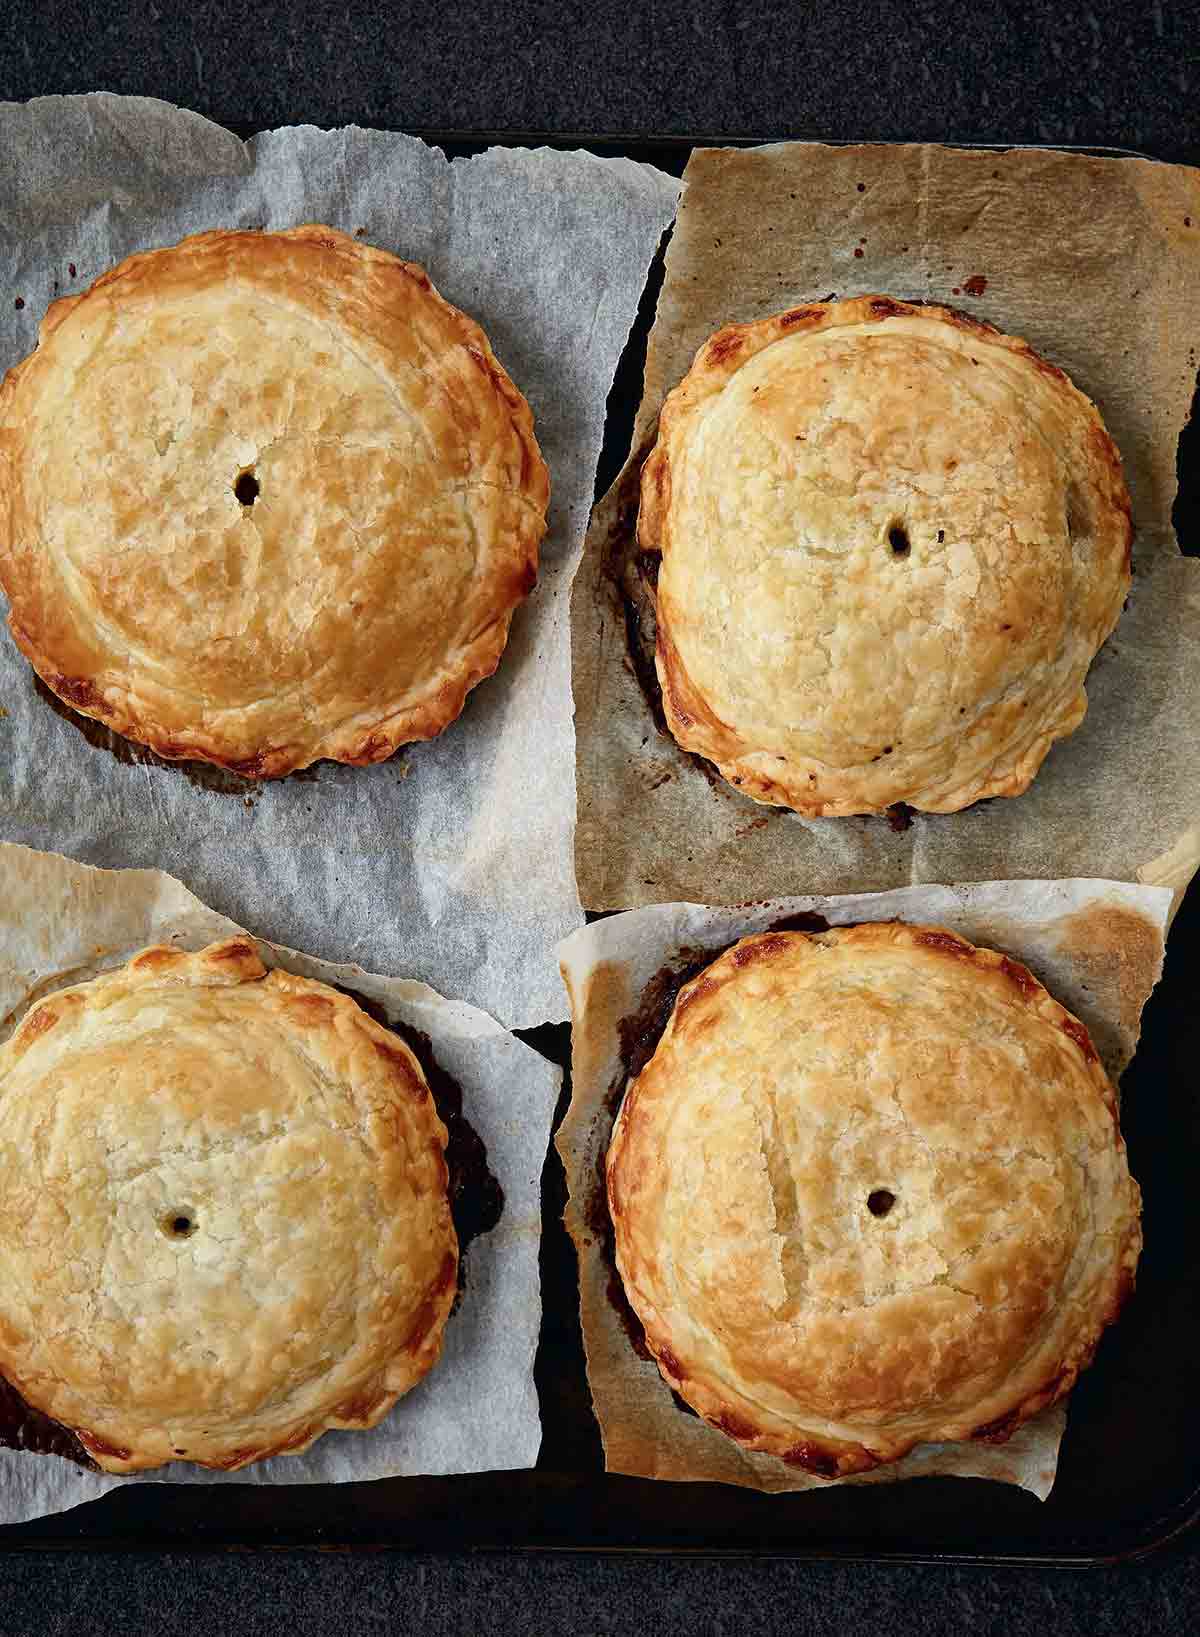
0,226 -> 549,777
0,939 -> 457,1473
607,923 -> 1141,1476
639,296 -> 1131,815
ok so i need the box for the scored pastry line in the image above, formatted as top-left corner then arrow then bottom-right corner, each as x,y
606,924 -> 1140,1473
758,1077 -> 808,1318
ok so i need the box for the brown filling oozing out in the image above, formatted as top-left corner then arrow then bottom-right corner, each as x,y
600,438 -> 732,799
333,986 -> 505,1304
0,1373 -> 96,1471
31,678 -> 347,795
603,444 -> 933,827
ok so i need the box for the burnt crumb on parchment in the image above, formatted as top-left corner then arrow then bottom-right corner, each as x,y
333,985 -> 503,1305
765,910 -> 832,935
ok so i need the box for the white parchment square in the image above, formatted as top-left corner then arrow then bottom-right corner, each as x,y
0,842 -> 561,1525
0,94 -> 680,1026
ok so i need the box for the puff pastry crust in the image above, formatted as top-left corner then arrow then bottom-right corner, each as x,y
640,296 -> 1132,815
0,939 -> 457,1473
607,924 -> 1141,1476
0,226 -> 549,777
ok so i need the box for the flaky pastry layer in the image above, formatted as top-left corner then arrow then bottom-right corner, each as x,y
0,939 -> 457,1472
639,296 -> 1132,814
607,923 -> 1140,1476
0,226 -> 549,776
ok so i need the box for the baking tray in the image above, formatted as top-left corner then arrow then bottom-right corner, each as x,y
1,135 -> 1197,1564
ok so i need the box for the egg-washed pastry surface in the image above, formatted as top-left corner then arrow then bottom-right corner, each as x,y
639,295 -> 1131,815
0,226 -> 549,777
607,922 -> 1141,1477
0,938 -> 457,1473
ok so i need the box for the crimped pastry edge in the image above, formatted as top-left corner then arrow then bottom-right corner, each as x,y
0,225 -> 550,779
638,294 -> 1132,816
0,937 -> 458,1473
606,921 -> 1141,1477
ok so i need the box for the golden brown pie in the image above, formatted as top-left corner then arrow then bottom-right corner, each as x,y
607,923 -> 1141,1476
0,226 -> 549,777
0,939 -> 457,1472
639,296 -> 1132,815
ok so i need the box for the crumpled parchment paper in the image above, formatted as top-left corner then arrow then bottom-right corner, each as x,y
0,92 -> 680,1027
573,142 -> 1200,913
0,841 -> 560,1525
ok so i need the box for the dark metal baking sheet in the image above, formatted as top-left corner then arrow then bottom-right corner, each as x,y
1,135 -> 1197,1565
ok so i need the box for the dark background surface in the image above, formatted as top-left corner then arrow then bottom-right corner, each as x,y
1,0 -> 1197,164
2,0 -> 1199,1630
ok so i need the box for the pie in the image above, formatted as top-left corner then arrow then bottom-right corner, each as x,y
0,939 -> 457,1472
0,226 -> 549,777
639,295 -> 1132,814
606,923 -> 1141,1476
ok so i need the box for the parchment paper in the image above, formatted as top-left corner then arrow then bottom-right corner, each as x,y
0,93 -> 680,1028
557,879 -> 1172,1497
573,142 -> 1200,911
0,842 -> 561,1526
